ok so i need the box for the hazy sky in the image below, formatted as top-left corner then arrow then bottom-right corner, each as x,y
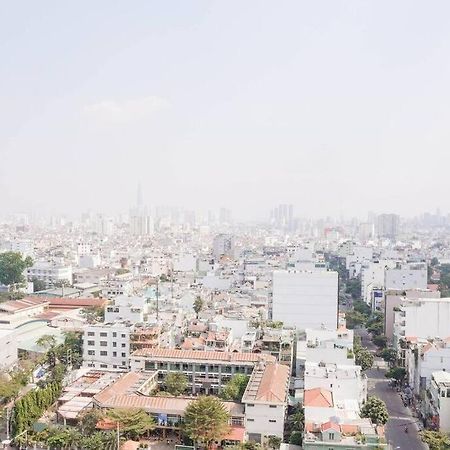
1,1 -> 450,219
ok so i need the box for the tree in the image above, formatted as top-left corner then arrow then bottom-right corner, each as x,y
183,396 -> 230,447
32,277 -> 47,292
80,306 -> 105,324
106,408 -> 155,439
193,296 -> 204,318
0,252 -> 33,287
289,431 -> 302,445
360,396 -> 389,425
268,435 -> 282,449
345,310 -> 367,329
345,278 -> 361,300
355,347 -> 374,371
385,367 -> 406,383
36,334 -> 57,351
372,335 -> 387,349
164,372 -> 188,396
220,374 -> 249,402
380,348 -> 397,365
78,408 -> 105,435
420,430 -> 450,450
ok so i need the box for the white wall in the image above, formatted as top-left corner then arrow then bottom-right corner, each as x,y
272,271 -> 338,331
245,403 -> 285,439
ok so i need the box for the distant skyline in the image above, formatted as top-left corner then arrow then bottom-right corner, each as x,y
2,1 -> 450,219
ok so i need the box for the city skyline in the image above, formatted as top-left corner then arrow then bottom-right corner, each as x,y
2,1 -> 450,218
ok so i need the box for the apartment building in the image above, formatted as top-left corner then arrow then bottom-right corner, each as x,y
104,295 -> 150,322
271,270 -> 338,331
423,371 -> 450,432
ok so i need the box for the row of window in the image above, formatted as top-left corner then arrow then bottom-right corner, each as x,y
247,419 -> 277,423
87,331 -> 127,338
86,340 -> 127,348
87,350 -> 127,357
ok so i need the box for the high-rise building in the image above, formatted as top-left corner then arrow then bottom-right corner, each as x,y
377,213 -> 400,239
270,204 -> 294,230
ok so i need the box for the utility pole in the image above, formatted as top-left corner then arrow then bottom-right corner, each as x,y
116,422 -> 120,450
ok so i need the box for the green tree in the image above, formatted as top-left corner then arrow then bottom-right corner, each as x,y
0,252 -> 33,287
78,408 -> 105,435
164,372 -> 188,396
360,396 -> 389,425
183,396 -> 230,447
385,366 -> 406,383
355,347 -> 374,371
380,348 -> 397,365
420,430 -> 450,450
346,278 -> 361,300
106,408 -> 155,439
268,435 -> 282,449
36,334 -> 57,351
80,306 -> 105,324
345,310 -> 367,329
32,277 -> 47,292
289,431 -> 302,445
372,335 -> 387,349
220,374 -> 249,402
193,296 -> 204,318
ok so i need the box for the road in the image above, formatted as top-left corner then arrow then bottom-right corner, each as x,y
356,328 -> 426,450
367,368 -> 426,450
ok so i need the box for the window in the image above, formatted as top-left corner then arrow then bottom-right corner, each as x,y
247,418 -> 254,422
100,332 -> 107,337
100,341 -> 107,347
100,364 -> 108,368
247,404 -> 254,407
113,342 -> 117,347
113,332 -> 117,337
121,352 -> 126,357
269,420 -> 276,423
87,340 -> 94,346
121,343 -> 126,348
113,352 -> 117,357
122,361 -> 126,366
87,332 -> 95,336
269,405 -> 277,409
100,351 -> 107,356
121,334 -> 126,338
329,433 -> 334,440
88,350 -> 95,356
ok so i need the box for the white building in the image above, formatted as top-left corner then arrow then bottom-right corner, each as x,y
394,298 -> 450,346
425,371 -> 450,432
242,362 -> 290,442
27,261 -> 72,285
385,263 -> 427,291
213,234 -> 235,260
83,322 -> 131,370
271,270 -> 338,331
0,329 -> 18,369
104,295 -> 149,323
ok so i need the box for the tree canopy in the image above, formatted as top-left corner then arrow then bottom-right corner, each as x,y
183,396 -> 230,446
106,408 -> 155,439
193,296 -> 204,318
355,347 -> 374,371
220,374 -> 249,402
360,396 -> 389,425
0,252 -> 33,287
164,372 -> 188,396
420,430 -> 450,450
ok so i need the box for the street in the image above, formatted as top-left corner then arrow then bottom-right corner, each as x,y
356,328 -> 426,450
367,368 -> 426,450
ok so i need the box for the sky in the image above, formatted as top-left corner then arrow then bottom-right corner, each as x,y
1,1 -> 450,220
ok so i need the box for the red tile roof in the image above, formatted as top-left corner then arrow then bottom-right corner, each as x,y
304,388 -> 333,408
132,348 -> 276,363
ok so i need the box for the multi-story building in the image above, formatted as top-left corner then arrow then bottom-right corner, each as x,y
242,361 -> 290,442
213,234 -> 235,260
377,213 -> 400,239
271,270 -> 338,331
130,348 -> 277,396
104,295 -> 150,322
424,371 -> 450,432
385,263 -> 427,292
102,272 -> 134,298
27,261 -> 72,285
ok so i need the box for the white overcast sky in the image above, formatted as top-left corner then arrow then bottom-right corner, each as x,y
1,1 -> 450,219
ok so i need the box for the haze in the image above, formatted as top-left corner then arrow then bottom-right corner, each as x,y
1,1 -> 450,219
